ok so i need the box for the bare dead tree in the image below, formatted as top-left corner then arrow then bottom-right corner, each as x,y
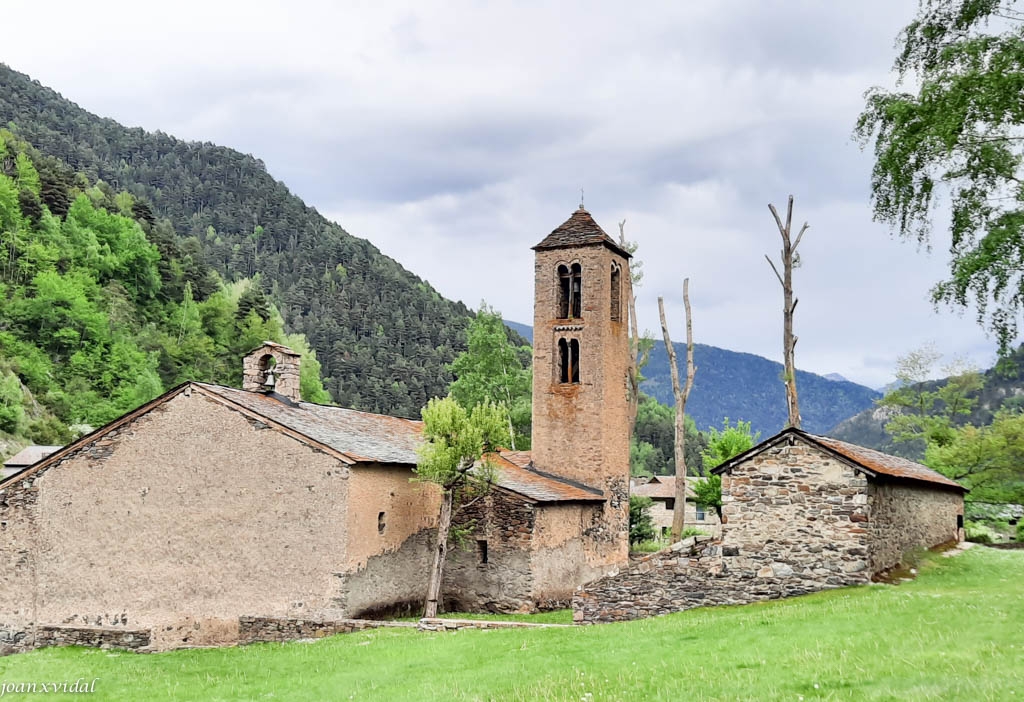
658,278 -> 696,542
766,196 -> 808,430
619,220 -> 650,437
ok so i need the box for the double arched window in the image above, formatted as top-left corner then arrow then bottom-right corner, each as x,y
558,338 -> 580,384
557,263 -> 582,319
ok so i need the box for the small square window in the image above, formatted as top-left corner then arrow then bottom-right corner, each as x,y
696,506 -> 706,521
665,498 -> 675,511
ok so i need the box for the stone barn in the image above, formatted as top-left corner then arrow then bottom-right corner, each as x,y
0,206 -> 634,651
574,428 -> 966,623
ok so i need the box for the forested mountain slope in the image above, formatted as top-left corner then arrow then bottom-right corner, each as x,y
0,64 -> 497,418
0,130 -> 330,457
829,345 -> 1024,457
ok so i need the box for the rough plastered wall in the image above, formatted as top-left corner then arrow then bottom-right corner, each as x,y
6,389 -> 354,650
868,481 -> 963,573
720,438 -> 872,587
530,243 -> 632,573
341,465 -> 440,617
530,502 -> 610,608
0,474 -> 38,648
443,490 -> 536,613
645,498 -> 721,538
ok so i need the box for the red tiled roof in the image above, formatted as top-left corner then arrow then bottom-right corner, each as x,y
631,475 -> 698,500
532,207 -> 631,258
488,451 -> 605,503
810,434 -> 966,491
712,428 -> 966,492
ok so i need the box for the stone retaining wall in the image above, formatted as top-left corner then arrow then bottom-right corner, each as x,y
32,625 -> 151,651
238,616 -> 417,644
572,535 -> 861,624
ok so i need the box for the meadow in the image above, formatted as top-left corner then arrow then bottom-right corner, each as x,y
1,547 -> 1021,701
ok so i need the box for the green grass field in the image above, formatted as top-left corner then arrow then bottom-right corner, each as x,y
1,547 -> 1021,701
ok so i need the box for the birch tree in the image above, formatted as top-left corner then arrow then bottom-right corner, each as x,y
417,396 -> 509,618
658,278 -> 696,541
766,196 -> 808,429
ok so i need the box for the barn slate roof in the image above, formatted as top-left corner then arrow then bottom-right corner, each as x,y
630,475 -> 698,500
0,382 -> 602,505
711,427 -> 966,492
3,445 -> 63,469
532,206 -> 631,258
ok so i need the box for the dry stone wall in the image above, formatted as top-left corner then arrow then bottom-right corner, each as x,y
573,536 -> 843,623
720,440 -> 873,584
868,481 -> 963,573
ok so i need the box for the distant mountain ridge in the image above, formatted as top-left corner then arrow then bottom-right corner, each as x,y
504,320 -> 880,436
0,63 -> 523,418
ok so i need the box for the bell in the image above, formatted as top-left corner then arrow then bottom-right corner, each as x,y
264,369 -> 277,390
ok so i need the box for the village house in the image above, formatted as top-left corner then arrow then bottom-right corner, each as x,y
574,427 -> 966,623
630,475 -> 722,537
0,207 -> 633,652
2,446 -> 62,480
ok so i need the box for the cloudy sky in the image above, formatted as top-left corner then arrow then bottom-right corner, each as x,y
4,0 -> 1000,388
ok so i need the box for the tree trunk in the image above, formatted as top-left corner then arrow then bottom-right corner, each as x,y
659,280 -> 696,543
767,196 -> 808,430
424,487 -> 454,618
619,220 -> 642,436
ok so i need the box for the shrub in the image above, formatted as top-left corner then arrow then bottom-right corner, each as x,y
628,495 -> 655,545
964,520 -> 996,544
1017,521 -> 1024,543
680,527 -> 709,538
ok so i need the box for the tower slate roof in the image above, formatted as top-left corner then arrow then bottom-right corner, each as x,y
532,206 -> 631,258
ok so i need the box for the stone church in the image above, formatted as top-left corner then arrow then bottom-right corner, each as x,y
0,207 -> 633,651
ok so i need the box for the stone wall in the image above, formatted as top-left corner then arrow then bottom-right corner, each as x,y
342,465 -> 441,617
443,490 -> 537,612
238,616 -> 416,644
720,439 -> 873,584
33,626 -> 150,651
868,481 -> 963,573
0,388 -> 358,651
573,536 -> 834,623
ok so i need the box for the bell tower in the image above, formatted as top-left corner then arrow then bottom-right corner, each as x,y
530,206 -> 632,564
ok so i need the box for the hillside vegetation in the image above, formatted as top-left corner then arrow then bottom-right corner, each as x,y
0,64 -> 497,418
0,131 -> 328,456
1,547 -> 1019,700
830,344 -> 1024,457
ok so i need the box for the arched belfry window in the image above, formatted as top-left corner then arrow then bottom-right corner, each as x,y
557,263 -> 582,319
610,263 -> 621,322
558,338 -> 580,384
258,354 -> 278,391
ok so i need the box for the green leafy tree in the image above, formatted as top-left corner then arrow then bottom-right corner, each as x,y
633,395 -> 707,476
692,474 -> 723,520
416,396 -> 509,617
856,0 -> 1024,353
448,302 -> 532,450
701,418 -> 760,472
699,418 -> 759,520
925,409 -> 1024,503
878,346 -> 983,451
628,495 -> 656,545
